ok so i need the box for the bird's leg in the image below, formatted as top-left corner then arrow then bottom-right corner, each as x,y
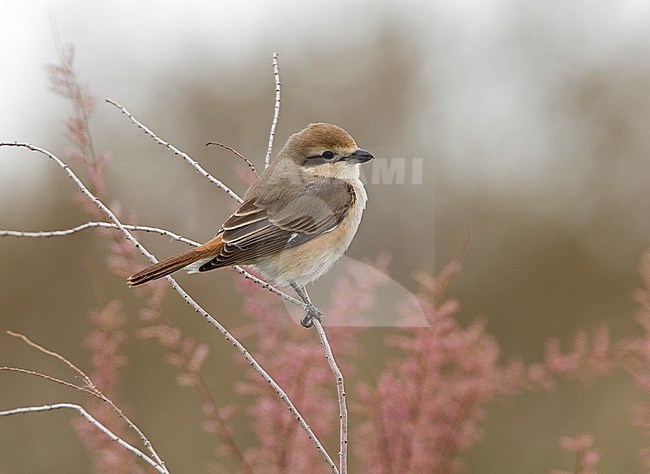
291,283 -> 322,328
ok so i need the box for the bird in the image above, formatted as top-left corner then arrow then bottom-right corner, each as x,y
127,122 -> 374,327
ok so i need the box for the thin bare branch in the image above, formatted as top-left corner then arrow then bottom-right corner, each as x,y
0,142 -> 337,473
313,320 -> 348,474
0,404 -> 166,474
264,52 -> 281,169
105,99 -> 243,204
206,141 -> 258,178
6,331 -> 94,388
0,222 -> 200,247
0,367 -> 98,397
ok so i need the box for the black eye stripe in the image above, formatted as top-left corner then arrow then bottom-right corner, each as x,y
304,156 -> 327,166
304,150 -> 336,165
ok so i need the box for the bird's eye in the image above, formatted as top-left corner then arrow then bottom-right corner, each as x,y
321,150 -> 335,160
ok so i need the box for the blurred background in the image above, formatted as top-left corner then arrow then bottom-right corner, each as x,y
1,0 -> 650,472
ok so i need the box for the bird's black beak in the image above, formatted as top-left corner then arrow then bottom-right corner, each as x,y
344,148 -> 374,164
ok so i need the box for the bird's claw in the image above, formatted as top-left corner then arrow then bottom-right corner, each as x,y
301,305 -> 322,328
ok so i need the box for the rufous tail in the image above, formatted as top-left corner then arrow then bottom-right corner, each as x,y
127,235 -> 223,287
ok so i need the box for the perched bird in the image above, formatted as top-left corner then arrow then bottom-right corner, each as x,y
128,123 -> 373,326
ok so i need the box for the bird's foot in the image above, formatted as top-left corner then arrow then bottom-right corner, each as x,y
301,305 -> 322,328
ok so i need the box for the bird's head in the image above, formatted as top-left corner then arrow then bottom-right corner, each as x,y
283,123 -> 374,179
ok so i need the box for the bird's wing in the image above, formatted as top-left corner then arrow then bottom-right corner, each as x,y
197,178 -> 355,271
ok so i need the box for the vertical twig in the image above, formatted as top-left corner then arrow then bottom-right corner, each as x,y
264,52 -> 281,169
313,320 -> 348,474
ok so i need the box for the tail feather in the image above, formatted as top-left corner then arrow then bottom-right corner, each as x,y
127,236 -> 222,287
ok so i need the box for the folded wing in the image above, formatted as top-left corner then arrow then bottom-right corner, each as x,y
198,177 -> 355,272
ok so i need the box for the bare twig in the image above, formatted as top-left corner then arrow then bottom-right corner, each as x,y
206,141 -> 258,178
0,222 -> 200,247
0,367 -> 97,397
264,52 -> 281,169
0,142 -> 338,473
313,320 -> 348,474
0,404 -> 166,474
6,330 -> 93,386
105,99 -> 243,204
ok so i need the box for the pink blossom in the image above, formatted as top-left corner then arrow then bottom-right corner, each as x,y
554,433 -> 600,474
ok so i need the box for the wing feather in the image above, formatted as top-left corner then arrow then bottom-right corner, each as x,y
198,177 -> 355,272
